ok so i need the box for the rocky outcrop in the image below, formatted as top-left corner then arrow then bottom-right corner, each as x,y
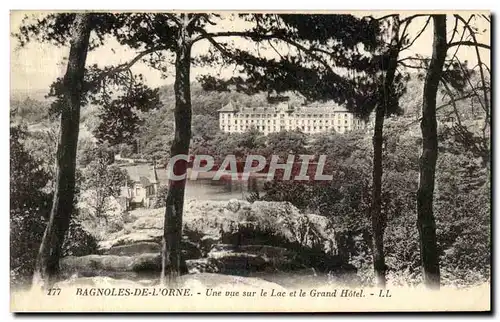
186,258 -> 219,274
60,254 -> 161,276
103,242 -> 161,256
181,239 -> 203,260
96,199 -> 338,253
208,244 -> 299,273
184,199 -> 338,253
226,199 -> 241,212
98,230 -> 163,250
60,199 -> 352,285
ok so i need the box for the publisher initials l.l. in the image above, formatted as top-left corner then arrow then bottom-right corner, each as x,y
379,289 -> 392,297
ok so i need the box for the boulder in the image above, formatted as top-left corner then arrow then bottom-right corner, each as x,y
85,200 -> 340,260
209,252 -> 268,275
103,242 -> 161,256
60,251 -> 194,279
186,258 -> 219,274
181,240 -> 202,260
85,199 -> 347,278
100,239 -> 203,261
131,215 -> 163,230
98,230 -> 163,250
182,200 -> 244,236
239,245 -> 298,268
199,234 -> 220,255
66,270 -> 142,281
60,253 -> 163,277
129,253 -> 162,272
226,199 -> 241,212
207,244 -> 302,274
209,244 -> 237,253
182,200 -> 338,253
60,255 -> 133,273
209,244 -> 292,257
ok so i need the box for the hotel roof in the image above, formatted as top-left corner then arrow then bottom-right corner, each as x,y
218,101 -> 350,114
218,101 -> 237,112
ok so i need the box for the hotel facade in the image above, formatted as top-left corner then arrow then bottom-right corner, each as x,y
218,101 -> 366,135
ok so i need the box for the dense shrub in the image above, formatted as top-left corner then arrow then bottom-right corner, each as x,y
10,126 -> 52,287
260,123 -> 490,286
434,126 -> 490,285
61,221 -> 100,257
10,125 -> 100,287
151,184 -> 169,208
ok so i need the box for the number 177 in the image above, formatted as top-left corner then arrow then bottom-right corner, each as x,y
47,288 -> 61,296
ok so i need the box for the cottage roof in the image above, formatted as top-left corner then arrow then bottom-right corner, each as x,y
122,164 -> 166,185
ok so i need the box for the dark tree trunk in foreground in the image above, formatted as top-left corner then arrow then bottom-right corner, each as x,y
370,16 -> 400,288
161,20 -> 192,285
33,14 -> 92,288
417,15 -> 447,290
371,103 -> 386,288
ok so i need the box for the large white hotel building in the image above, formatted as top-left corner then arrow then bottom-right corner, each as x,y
218,101 -> 366,135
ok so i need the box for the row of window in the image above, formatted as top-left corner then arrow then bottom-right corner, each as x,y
221,113 -> 351,119
221,125 -> 351,132
221,119 -> 351,125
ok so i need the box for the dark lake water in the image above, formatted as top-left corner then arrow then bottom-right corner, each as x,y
121,164 -> 267,201
184,177 -> 265,201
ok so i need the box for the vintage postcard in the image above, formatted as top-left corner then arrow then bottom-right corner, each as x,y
9,10 -> 491,312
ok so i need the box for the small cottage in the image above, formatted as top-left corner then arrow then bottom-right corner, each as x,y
120,163 -> 161,209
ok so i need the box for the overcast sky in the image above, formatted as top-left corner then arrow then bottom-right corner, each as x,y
10,11 -> 490,97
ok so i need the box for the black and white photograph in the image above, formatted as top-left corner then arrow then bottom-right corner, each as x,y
8,10 -> 491,312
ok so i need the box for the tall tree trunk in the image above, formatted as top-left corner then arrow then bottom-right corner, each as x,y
32,13 -> 92,288
417,15 -> 447,290
371,103 -> 386,288
161,24 -> 192,285
370,16 -> 400,288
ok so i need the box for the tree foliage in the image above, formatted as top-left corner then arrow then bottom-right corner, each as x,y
259,117 -> 489,286
10,125 -> 98,287
13,12 -> 490,288
80,156 -> 131,221
10,125 -> 52,285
